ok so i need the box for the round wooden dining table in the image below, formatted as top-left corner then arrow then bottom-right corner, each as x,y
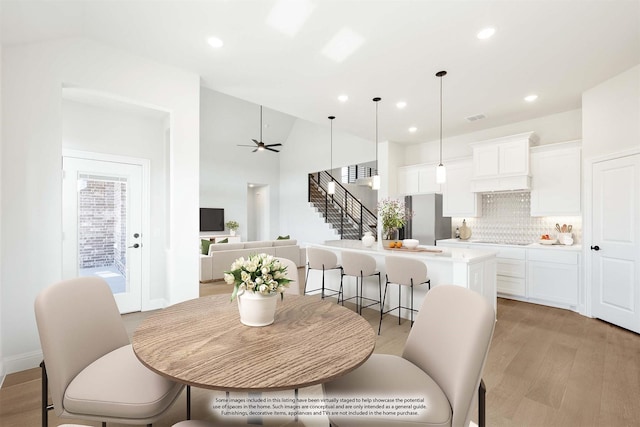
132,294 -> 376,392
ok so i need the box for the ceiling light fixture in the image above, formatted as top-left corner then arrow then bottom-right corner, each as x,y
396,101 -> 407,109
207,37 -> 224,48
477,27 -> 496,40
409,126 -> 417,133
327,116 -> 336,195
338,94 -> 349,103
436,70 -> 447,184
372,97 -> 381,190
524,94 -> 538,102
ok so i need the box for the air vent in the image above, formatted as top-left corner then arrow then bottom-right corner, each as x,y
466,114 -> 486,122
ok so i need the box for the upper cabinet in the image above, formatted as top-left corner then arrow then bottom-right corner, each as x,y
470,132 -> 538,192
442,158 -> 481,217
397,163 -> 441,196
530,141 -> 581,216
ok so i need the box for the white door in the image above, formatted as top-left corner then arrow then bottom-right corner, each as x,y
63,156 -> 144,313
591,154 -> 640,333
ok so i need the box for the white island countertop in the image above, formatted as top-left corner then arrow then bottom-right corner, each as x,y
317,239 -> 498,263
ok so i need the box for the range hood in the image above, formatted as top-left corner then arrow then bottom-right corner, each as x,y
469,131 -> 537,193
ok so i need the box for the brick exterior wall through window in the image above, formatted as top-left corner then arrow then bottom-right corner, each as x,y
78,177 -> 127,274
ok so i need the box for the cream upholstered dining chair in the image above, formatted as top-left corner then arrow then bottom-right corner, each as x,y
323,285 -> 496,427
304,247 -> 343,300
380,255 -> 431,334
275,256 -> 300,295
339,251 -> 382,315
35,277 -> 186,427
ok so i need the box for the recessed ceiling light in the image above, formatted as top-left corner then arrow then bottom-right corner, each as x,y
524,94 -> 538,102
266,0 -> 315,37
338,94 -> 349,103
396,101 -> 407,109
321,27 -> 365,63
408,127 -> 417,133
207,37 -> 224,49
477,27 -> 496,40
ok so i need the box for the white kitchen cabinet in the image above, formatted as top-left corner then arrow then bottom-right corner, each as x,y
397,164 -> 441,195
530,141 -> 581,216
470,132 -> 538,192
442,158 -> 481,217
397,166 -> 419,195
527,249 -> 579,307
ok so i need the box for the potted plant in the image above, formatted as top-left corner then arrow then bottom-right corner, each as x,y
224,253 -> 292,326
377,198 -> 410,243
225,220 -> 239,236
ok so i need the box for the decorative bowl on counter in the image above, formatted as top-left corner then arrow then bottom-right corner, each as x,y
539,238 -> 557,245
403,239 -> 419,249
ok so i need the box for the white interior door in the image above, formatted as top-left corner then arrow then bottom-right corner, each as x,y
63,156 -> 144,313
591,153 -> 640,333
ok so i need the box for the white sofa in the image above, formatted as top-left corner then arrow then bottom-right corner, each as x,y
199,239 -> 306,282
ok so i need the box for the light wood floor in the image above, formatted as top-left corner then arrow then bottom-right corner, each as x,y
2,271 -> 640,426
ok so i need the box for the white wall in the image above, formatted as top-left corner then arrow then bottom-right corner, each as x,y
1,38 -> 200,373
0,9 -> 4,383
403,108 -> 582,166
582,64 -> 640,160
279,119 -> 375,245
200,88 -> 295,241
62,100 -> 169,301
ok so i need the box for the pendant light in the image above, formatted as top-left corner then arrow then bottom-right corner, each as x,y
327,116 -> 336,195
372,97 -> 381,190
436,71 -> 447,184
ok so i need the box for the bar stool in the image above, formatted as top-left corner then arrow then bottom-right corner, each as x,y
304,247 -> 343,300
340,251 -> 382,315
380,256 -> 430,335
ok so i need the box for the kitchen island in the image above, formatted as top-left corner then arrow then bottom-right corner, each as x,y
307,240 -> 497,318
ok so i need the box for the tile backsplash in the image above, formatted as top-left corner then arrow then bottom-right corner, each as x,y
452,191 -> 581,244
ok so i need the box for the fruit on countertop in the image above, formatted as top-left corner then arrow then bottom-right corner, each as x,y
540,234 -> 551,240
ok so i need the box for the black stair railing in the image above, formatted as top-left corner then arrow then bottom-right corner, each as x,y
308,171 -> 377,239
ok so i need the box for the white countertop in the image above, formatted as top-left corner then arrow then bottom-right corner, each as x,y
436,238 -> 582,252
314,240 -> 498,263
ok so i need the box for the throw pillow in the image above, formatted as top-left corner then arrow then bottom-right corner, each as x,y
201,239 -> 212,255
217,238 -> 229,243
276,235 -> 290,240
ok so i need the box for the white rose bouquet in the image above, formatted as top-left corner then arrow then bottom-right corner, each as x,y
224,253 -> 292,301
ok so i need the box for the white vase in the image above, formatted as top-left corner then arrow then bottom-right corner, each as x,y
236,291 -> 278,327
362,231 -> 375,247
229,229 -> 236,236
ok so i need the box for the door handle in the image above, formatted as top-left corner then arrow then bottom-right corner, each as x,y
128,243 -> 140,249
590,245 -> 600,251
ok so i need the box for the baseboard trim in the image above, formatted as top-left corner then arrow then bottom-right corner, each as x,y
3,349 -> 43,375
142,297 -> 168,311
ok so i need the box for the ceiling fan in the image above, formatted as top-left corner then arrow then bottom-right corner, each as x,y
238,105 -> 282,153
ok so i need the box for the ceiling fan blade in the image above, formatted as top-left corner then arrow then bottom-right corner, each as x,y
265,147 -> 280,152
252,139 -> 261,145
265,143 -> 282,147
237,144 -> 256,147
252,148 -> 258,153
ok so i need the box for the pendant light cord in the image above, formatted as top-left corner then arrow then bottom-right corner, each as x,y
373,97 -> 381,176
436,71 -> 447,166
260,105 -> 263,142
439,75 -> 443,166
328,116 -> 335,181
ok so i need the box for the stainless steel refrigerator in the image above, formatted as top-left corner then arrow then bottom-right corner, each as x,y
403,194 -> 451,246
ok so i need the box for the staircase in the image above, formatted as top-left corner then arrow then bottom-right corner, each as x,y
308,172 -> 377,240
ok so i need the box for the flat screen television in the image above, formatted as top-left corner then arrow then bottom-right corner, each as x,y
200,208 -> 224,232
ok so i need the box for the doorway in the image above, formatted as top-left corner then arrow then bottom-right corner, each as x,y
590,152 -> 640,333
62,153 -> 148,313
247,184 -> 270,241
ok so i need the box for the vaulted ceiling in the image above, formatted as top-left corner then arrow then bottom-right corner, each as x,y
2,0 -> 639,144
